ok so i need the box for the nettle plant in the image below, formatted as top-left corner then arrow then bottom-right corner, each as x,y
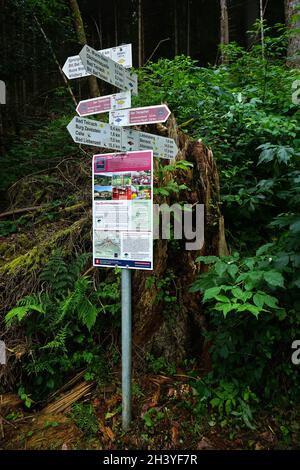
191,251 -> 285,319
5,251 -> 121,398
191,246 -> 300,402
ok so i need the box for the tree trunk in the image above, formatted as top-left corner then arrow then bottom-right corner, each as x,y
187,0 -> 190,56
285,0 -> 300,67
132,117 -> 228,365
220,0 -> 229,63
68,0 -> 100,97
174,0 -> 178,55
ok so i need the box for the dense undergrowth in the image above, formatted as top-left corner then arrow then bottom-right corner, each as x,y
1,23 -> 300,442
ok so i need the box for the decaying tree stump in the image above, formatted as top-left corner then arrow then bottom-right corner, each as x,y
132,115 -> 228,364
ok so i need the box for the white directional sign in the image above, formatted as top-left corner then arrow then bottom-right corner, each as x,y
79,45 -> 138,95
63,44 -> 132,80
76,91 -> 131,117
67,116 -> 178,159
110,104 -> 171,127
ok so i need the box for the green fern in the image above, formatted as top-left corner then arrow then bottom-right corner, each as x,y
39,250 -> 71,296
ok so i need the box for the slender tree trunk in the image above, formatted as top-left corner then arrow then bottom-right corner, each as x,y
114,0 -> 118,46
285,0 -> 300,67
220,0 -> 229,63
68,0 -> 100,97
245,0 -> 259,47
259,0 -> 265,60
187,0 -> 190,56
138,0 -> 144,67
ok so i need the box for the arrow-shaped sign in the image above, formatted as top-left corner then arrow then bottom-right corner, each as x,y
67,116 -> 178,160
79,45 -> 138,95
62,43 -> 132,80
76,91 -> 131,117
109,104 -> 171,127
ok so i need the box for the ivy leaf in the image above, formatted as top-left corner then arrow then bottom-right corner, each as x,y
263,271 -> 284,288
215,261 -> 227,277
253,293 -> 265,308
232,287 -> 252,302
235,303 -> 262,317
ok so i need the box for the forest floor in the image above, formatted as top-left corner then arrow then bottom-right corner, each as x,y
1,371 -> 299,451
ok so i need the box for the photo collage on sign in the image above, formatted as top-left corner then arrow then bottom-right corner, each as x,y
94,171 -> 151,201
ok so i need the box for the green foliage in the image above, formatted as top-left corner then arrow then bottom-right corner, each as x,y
191,252 -> 285,319
1,116 -> 78,193
146,353 -> 176,376
142,408 -> 165,429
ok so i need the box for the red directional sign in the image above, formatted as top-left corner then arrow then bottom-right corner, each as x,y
109,104 -> 171,127
76,91 -> 131,117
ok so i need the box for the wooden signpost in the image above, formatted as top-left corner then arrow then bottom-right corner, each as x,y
65,41 -> 178,430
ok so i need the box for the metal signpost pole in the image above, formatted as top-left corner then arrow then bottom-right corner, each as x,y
121,268 -> 132,430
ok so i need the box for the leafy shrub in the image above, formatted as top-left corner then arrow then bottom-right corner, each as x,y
4,251 -> 121,399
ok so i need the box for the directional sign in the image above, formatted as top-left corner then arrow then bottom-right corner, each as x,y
109,104 -> 171,127
79,45 -> 138,95
62,44 -> 132,80
67,116 -> 178,160
76,91 -> 131,117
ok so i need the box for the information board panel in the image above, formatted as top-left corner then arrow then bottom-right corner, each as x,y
93,150 -> 153,270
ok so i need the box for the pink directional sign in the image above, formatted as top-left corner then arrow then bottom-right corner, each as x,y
109,104 -> 171,127
76,91 -> 131,117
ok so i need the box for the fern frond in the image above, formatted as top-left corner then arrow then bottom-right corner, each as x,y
40,324 -> 69,351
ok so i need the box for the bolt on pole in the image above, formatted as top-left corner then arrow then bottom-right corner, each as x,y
121,268 -> 132,430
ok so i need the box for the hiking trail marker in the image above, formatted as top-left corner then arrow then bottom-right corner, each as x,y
67,116 -> 178,160
109,104 -> 171,127
76,91 -> 131,117
79,45 -> 138,95
62,43 -> 132,80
